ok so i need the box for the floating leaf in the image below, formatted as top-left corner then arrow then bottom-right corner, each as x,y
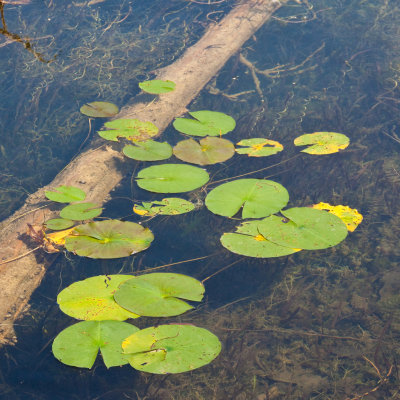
294,132 -> 349,155
258,207 -> 348,250
60,202 -> 102,221
173,137 -> 235,165
45,218 -> 74,230
138,79 -> 176,94
173,111 -> 235,137
57,275 -> 139,321
136,164 -> 209,193
235,138 -> 283,157
123,140 -> 172,161
312,202 -> 363,232
114,273 -> 204,317
98,119 -> 158,142
221,219 -> 300,258
45,227 -> 77,247
80,101 -> 119,118
205,179 -> 289,219
52,320 -> 139,369
45,185 -> 86,203
65,220 -> 154,259
122,324 -> 221,374
133,198 -> 195,216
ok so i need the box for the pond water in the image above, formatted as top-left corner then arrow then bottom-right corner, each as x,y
1,0 -> 400,399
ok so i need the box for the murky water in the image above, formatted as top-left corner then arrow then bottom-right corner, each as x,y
1,0 -> 400,399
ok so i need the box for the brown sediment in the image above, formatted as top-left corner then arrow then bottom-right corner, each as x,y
0,0 -> 284,344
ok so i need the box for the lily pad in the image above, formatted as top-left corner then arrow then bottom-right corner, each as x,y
221,219 -> 300,258
57,275 -> 139,321
60,202 -> 102,221
45,185 -> 86,203
205,179 -> 289,219
98,119 -> 158,142
45,218 -> 75,230
133,198 -> 195,216
52,320 -> 139,369
65,220 -> 154,259
122,324 -> 221,374
114,273 -> 204,317
80,101 -> 119,118
139,79 -> 176,94
173,111 -> 236,137
236,138 -> 283,157
136,164 -> 209,193
173,137 -> 235,165
123,140 -> 172,161
258,207 -> 348,250
294,132 -> 349,155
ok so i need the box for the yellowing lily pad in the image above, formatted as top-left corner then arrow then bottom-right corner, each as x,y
57,275 -> 139,321
173,137 -> 235,165
122,324 -> 221,374
60,202 -> 102,221
312,202 -> 363,232
133,198 -> 195,216
80,101 -> 119,118
114,273 -> 204,317
98,119 -> 158,142
138,79 -> 176,94
236,138 -> 283,157
45,185 -> 86,203
294,132 -> 349,155
44,227 -> 77,251
123,140 -> 172,161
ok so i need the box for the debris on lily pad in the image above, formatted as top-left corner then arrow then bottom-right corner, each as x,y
45,185 -> 86,203
133,198 -> 195,216
312,202 -> 363,232
80,101 -> 119,118
294,132 -> 349,155
44,227 -> 77,251
98,119 -> 159,142
236,138 -> 283,157
60,202 -> 102,221
139,79 -> 176,94
123,140 -> 172,161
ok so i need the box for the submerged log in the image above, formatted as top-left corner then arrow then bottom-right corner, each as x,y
0,0 -> 283,344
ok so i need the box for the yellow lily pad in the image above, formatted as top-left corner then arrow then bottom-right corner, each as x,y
236,138 -> 283,157
294,132 -> 349,155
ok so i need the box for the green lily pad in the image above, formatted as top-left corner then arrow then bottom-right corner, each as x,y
123,140 -> 172,161
98,119 -> 159,142
258,207 -> 348,250
114,273 -> 204,317
80,101 -> 119,118
136,164 -> 209,193
133,198 -> 195,216
205,179 -> 289,219
45,218 -> 75,231
236,138 -> 284,157
139,79 -> 176,94
57,275 -> 139,321
60,202 -> 102,221
294,132 -> 349,155
52,320 -> 139,369
65,220 -> 154,259
173,137 -> 235,165
221,219 -> 300,258
122,324 -> 221,374
45,185 -> 86,203
173,111 -> 236,137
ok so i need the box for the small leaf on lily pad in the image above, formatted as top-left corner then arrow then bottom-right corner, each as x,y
65,220 -> 154,259
294,132 -> 349,155
52,320 -> 139,369
122,324 -> 221,374
114,273 -> 204,317
312,202 -> 363,232
221,219 -> 300,258
136,164 -> 209,193
173,111 -> 235,137
60,202 -> 102,221
139,79 -> 176,94
236,138 -> 283,157
45,218 -> 74,230
205,179 -> 289,219
45,185 -> 86,203
133,198 -> 195,216
57,275 -> 139,321
98,119 -> 158,142
80,101 -> 119,118
173,137 -> 235,165
123,140 -> 172,161
258,207 -> 348,250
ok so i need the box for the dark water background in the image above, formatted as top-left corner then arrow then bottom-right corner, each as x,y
1,0 -> 400,399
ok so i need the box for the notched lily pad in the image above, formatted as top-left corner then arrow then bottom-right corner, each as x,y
45,185 -> 86,203
294,132 -> 349,154
133,198 -> 195,216
60,202 -> 102,221
123,140 -> 172,161
139,79 -> 176,94
98,119 -> 158,142
236,138 -> 283,157
80,101 -> 119,118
